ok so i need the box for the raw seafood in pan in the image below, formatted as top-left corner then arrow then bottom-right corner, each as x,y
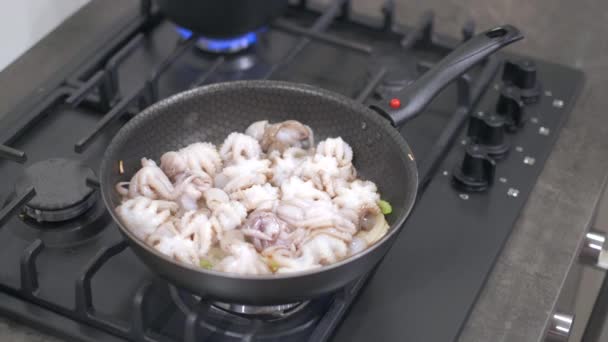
115,120 -> 391,275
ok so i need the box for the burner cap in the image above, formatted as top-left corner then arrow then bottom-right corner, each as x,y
168,285 -> 331,340
15,159 -> 96,222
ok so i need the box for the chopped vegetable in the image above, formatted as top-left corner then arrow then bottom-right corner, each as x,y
199,258 -> 213,269
267,258 -> 280,273
379,199 -> 392,215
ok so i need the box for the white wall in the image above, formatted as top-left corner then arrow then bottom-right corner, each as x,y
0,0 -> 90,71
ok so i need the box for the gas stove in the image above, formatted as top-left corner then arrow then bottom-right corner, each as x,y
0,0 -> 583,341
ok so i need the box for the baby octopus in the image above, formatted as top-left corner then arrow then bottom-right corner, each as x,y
115,120 -> 391,275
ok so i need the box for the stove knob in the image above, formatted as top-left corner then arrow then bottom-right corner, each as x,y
452,145 -> 496,192
502,59 -> 541,104
547,312 -> 574,342
579,230 -> 608,270
467,111 -> 509,158
496,86 -> 525,131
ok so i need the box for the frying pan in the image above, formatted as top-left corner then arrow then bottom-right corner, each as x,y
100,26 -> 523,305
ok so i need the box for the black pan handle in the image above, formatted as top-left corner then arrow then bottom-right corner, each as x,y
370,25 -> 523,127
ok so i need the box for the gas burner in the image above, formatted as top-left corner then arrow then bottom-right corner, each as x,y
170,286 -> 308,320
15,159 -> 96,222
10,198 -> 109,247
9,158 -> 108,246
212,301 -> 305,319
169,286 -> 331,339
177,26 -> 262,54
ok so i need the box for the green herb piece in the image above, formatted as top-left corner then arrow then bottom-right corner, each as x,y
379,199 -> 392,215
199,258 -> 213,269
267,259 -> 280,273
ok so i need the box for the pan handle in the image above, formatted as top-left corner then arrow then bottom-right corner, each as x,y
370,25 -> 523,127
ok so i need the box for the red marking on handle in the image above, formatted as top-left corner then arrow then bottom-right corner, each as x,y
389,98 -> 401,109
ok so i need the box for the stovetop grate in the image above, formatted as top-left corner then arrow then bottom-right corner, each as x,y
0,0 -> 583,341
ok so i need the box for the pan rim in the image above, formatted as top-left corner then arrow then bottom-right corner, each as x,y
100,80 -> 419,281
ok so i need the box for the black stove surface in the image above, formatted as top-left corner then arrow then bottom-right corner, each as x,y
0,1 -> 583,341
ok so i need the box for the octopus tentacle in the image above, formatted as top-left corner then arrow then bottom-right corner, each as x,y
160,142 -> 222,179
116,197 -> 178,240
125,158 -> 175,200
172,171 -> 212,211
220,133 -> 262,163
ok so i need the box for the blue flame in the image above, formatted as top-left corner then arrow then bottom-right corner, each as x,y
177,27 -> 260,53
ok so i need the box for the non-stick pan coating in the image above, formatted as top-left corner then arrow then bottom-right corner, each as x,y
100,80 -> 418,304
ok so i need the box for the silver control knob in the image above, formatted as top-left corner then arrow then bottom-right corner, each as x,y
546,313 -> 574,342
580,229 -> 608,270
